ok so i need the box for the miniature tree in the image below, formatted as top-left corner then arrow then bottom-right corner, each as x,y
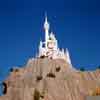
79,67 -> 85,71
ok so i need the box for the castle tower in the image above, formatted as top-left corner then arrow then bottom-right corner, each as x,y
38,15 -> 71,65
44,15 -> 50,49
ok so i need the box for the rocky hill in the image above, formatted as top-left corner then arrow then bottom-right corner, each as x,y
0,58 -> 100,100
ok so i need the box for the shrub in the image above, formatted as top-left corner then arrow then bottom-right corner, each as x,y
56,66 -> 61,72
79,67 -> 85,71
33,89 -> 40,100
97,66 -> 100,69
91,87 -> 100,96
2,82 -> 7,94
47,72 -> 56,78
36,76 -> 43,82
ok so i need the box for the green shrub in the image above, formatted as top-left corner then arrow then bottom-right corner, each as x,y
97,66 -> 100,69
33,89 -> 40,100
79,67 -> 85,71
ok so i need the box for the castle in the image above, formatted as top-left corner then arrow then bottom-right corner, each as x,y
0,15 -> 100,100
38,15 -> 71,64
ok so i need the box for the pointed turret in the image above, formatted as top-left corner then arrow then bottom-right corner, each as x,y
44,14 -> 50,49
66,48 -> 71,64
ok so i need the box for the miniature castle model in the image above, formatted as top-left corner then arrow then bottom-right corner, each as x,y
38,15 -> 71,64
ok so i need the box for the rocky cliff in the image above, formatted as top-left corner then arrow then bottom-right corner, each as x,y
0,58 -> 100,100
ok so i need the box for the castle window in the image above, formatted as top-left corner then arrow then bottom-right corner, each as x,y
42,43 -> 45,48
49,37 -> 52,40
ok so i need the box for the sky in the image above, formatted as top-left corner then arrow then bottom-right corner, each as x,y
0,0 -> 100,82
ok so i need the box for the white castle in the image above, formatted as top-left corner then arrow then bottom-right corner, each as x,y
38,15 -> 71,64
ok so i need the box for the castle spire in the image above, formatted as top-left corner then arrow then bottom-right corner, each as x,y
38,15 -> 71,65
44,13 -> 50,49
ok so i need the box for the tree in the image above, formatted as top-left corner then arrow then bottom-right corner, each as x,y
97,65 -> 100,69
33,89 -> 40,100
79,67 -> 85,71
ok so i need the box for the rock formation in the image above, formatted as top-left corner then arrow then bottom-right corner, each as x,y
0,58 -> 100,100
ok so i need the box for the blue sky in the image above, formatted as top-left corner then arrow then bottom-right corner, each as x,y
0,0 -> 100,81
